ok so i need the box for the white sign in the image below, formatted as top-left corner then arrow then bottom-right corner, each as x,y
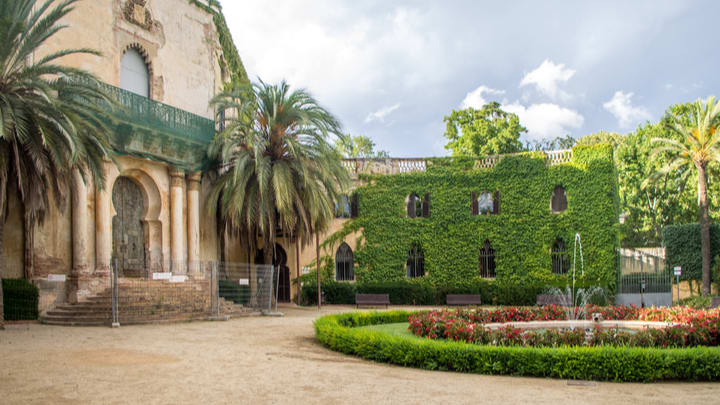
302,266 -> 310,275
47,274 -> 66,282
153,272 -> 172,280
169,275 -> 187,283
674,266 -> 682,276
238,278 -> 249,286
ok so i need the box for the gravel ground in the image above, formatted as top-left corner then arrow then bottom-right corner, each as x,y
1,305 -> 719,405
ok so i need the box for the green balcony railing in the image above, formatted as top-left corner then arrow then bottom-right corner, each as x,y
77,77 -> 215,171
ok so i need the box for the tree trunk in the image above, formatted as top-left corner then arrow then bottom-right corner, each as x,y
23,206 -> 34,280
0,220 -> 5,329
697,162 -> 712,296
316,232 -> 321,310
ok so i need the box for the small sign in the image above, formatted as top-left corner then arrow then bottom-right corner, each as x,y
238,278 -> 249,286
47,274 -> 66,282
169,275 -> 187,283
674,266 -> 682,276
153,272 -> 172,280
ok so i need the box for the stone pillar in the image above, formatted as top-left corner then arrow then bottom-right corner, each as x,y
169,168 -> 186,274
186,172 -> 201,275
95,172 -> 112,274
72,170 -> 90,274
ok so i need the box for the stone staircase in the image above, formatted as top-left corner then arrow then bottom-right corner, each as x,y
41,278 -> 256,326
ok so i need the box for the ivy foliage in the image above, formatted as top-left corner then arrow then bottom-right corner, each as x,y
188,0 -> 250,91
664,223 -> 720,282
327,144 -> 619,291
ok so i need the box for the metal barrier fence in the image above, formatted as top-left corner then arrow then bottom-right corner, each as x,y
616,249 -> 672,306
109,260 -> 277,326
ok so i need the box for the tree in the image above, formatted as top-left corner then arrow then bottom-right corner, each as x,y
208,80 -> 350,271
0,0 -> 113,327
443,102 -> 526,156
335,135 -> 389,158
525,134 -> 576,151
576,131 -> 623,149
644,97 -> 720,296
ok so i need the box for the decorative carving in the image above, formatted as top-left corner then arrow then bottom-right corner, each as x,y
123,0 -> 155,31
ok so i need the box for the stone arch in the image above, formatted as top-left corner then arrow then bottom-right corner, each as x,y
108,168 -> 163,274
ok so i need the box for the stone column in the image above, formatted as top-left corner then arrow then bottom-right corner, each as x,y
95,172 -> 112,274
169,169 -> 186,274
72,170 -> 90,274
186,172 -> 201,275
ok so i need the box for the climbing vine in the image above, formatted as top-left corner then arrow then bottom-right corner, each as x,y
325,144 -> 620,292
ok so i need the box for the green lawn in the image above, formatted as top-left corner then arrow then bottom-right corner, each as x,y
357,322 -> 420,339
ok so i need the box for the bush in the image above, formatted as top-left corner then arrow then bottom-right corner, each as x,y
2,279 -> 39,320
314,311 -> 720,382
664,223 -> 720,282
218,280 -> 250,305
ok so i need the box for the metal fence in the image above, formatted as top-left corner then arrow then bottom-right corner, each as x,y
616,248 -> 672,306
109,260 -> 277,326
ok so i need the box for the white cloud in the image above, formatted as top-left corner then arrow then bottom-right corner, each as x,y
460,85 -> 505,109
520,60 -> 575,100
365,104 -> 401,123
504,102 -> 584,140
603,91 -> 651,128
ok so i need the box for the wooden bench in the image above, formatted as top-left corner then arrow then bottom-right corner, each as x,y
446,294 -> 482,306
711,297 -> 720,309
536,294 -> 572,306
355,293 -> 390,308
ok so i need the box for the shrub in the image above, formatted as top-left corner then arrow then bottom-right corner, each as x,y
664,223 -> 720,282
2,279 -> 39,320
315,310 -> 720,382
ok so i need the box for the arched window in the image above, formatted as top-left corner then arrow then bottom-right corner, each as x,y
406,244 -> 425,278
479,239 -> 496,278
120,48 -> 149,97
335,243 -> 354,281
551,238 -> 570,275
471,191 -> 500,215
407,193 -> 430,218
551,186 -> 568,213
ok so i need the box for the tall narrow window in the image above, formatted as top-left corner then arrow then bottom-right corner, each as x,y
336,243 -> 354,281
120,48 -> 149,98
407,194 -> 421,218
479,239 -> 496,278
350,193 -> 359,218
473,191 -> 500,215
551,238 -> 570,275
406,244 -> 425,278
551,186 -> 568,213
335,195 -> 351,218
478,192 -> 493,215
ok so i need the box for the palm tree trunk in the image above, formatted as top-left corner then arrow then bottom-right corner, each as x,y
316,232 -> 321,310
23,206 -> 34,280
697,162 -> 712,296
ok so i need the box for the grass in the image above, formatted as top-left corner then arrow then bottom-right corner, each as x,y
357,322 -> 419,339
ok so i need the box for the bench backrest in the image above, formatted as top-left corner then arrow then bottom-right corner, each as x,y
355,293 -> 390,303
446,294 -> 482,305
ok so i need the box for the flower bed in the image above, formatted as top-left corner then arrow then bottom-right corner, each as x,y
408,306 -> 720,348
314,310 -> 720,382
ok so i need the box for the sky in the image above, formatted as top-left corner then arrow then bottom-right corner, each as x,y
219,0 -> 718,157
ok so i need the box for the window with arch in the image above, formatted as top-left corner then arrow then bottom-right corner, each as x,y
551,238 -> 570,275
407,193 -> 430,218
479,239 -> 496,278
471,191 -> 500,215
120,48 -> 149,98
551,186 -> 568,213
406,244 -> 425,278
335,242 -> 354,281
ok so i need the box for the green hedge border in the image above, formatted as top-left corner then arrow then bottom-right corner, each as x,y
314,311 -> 720,382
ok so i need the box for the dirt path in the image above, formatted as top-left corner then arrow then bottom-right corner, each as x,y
1,305 -> 719,405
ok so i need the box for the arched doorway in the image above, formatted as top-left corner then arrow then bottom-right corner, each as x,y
112,177 -> 146,277
255,244 -> 290,303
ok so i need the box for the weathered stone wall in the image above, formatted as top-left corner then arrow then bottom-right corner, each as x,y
2,189 -> 24,279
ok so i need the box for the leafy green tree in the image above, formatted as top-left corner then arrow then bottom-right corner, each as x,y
443,102 -> 526,156
336,135 -> 389,158
0,0 -> 113,327
644,97 -> 720,295
576,131 -> 623,149
208,80 -> 351,267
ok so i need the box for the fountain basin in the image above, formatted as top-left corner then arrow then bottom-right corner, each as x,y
483,320 -> 674,331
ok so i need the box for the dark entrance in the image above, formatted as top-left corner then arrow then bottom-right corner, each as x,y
255,244 -> 290,303
112,177 -> 146,277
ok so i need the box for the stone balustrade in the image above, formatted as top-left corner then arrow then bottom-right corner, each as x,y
343,150 -> 573,176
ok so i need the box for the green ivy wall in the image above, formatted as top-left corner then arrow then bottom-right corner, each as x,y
332,144 -> 619,291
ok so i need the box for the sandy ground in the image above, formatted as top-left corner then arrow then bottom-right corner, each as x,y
1,305 -> 719,405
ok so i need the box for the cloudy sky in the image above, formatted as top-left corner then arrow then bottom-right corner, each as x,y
219,0 -> 717,157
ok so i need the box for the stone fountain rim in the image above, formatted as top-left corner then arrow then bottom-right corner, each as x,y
482,320 -> 675,331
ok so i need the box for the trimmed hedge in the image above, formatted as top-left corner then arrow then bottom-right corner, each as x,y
664,223 -> 720,282
314,311 -> 720,382
2,279 -> 39,320
302,279 -> 606,306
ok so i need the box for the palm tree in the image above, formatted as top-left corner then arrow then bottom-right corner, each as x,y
645,97 -> 720,296
0,0 -> 114,327
207,80 -> 350,276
